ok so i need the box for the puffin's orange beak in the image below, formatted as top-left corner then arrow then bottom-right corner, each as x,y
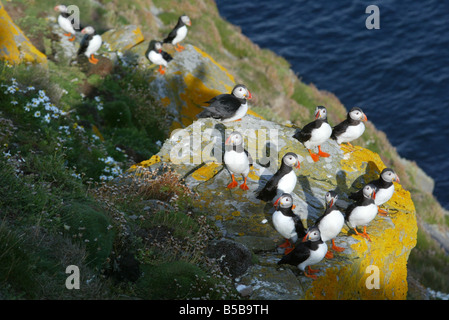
302,232 -> 309,242
295,160 -> 301,169
372,190 -> 376,200
247,91 -> 252,99
159,49 -> 162,53
362,114 -> 368,122
329,199 -> 334,208
225,136 -> 232,145
54,5 -> 59,11
273,197 -> 280,208
395,175 -> 400,183
315,110 -> 321,119
292,205 -> 296,210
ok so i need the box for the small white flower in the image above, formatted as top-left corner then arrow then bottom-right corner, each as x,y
44,114 -> 51,123
27,86 -> 35,91
94,96 -> 101,102
34,111 -> 41,118
10,100 -> 18,105
24,105 -> 31,112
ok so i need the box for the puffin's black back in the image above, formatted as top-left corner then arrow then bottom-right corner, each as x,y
277,239 -> 322,266
255,161 -> 293,201
197,94 -> 244,119
293,119 -> 328,144
163,16 -> 185,44
77,33 -> 93,55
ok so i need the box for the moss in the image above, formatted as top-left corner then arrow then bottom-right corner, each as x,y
136,261 -> 215,299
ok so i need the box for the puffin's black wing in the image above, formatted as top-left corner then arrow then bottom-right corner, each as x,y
244,149 -> 253,167
197,94 -> 242,119
163,19 -> 183,44
293,215 -> 307,239
277,242 -> 310,266
161,51 -> 173,62
77,34 -> 91,56
331,119 -> 349,140
344,202 -> 357,221
293,120 -> 322,144
255,172 -> 282,202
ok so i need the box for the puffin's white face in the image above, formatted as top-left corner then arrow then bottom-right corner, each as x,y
381,169 -> 400,183
275,194 -> 293,209
325,191 -> 337,207
305,227 -> 321,242
54,5 -> 68,13
155,42 -> 163,52
315,106 -> 327,120
225,132 -> 243,146
181,15 -> 191,26
349,108 -> 368,122
363,184 -> 376,199
232,85 -> 252,100
282,153 -> 300,168
81,26 -> 95,35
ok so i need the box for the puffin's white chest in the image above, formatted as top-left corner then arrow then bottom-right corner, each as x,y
374,185 -> 394,206
172,25 -> 188,45
85,35 -> 102,57
272,211 -> 297,241
348,203 -> 378,228
277,170 -> 297,194
224,150 -> 249,176
222,102 -> 248,122
148,50 -> 167,66
336,122 -> 365,144
58,15 -> 75,34
318,211 -> 345,242
298,242 -> 327,271
304,122 -> 332,149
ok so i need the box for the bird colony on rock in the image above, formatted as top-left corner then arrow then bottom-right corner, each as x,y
54,8 -> 401,280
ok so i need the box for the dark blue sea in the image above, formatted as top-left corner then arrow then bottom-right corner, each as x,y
217,0 -> 449,210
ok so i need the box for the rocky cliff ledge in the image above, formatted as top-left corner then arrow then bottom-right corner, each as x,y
131,114 -> 416,299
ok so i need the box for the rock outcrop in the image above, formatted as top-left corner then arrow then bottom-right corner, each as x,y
130,114 -> 417,299
0,1 -> 47,65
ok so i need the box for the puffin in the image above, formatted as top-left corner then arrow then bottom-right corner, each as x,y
331,107 -> 368,149
256,152 -> 300,202
196,84 -> 252,122
345,184 -> 378,242
293,106 -> 332,162
272,193 -> 306,254
349,168 -> 400,216
223,131 -> 253,191
313,191 -> 345,259
163,15 -> 191,52
277,226 -> 327,280
146,40 -> 173,75
77,26 -> 102,65
54,4 -> 82,42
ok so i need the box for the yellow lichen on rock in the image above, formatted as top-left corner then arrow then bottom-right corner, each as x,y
304,146 -> 417,300
191,162 -> 222,181
0,1 -> 47,65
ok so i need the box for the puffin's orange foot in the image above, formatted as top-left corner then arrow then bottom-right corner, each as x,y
308,266 -> 320,274
284,246 -> 295,255
278,239 -> 291,248
239,183 -> 249,191
378,207 -> 389,216
69,34 -> 76,42
158,65 -> 166,75
176,44 -> 185,51
88,54 -> 99,64
354,227 -> 372,242
304,266 -> 319,279
325,250 -> 334,259
64,32 -> 72,37
309,152 -> 320,162
317,146 -> 330,158
227,180 -> 238,189
233,119 -> 242,122
331,239 -> 345,252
